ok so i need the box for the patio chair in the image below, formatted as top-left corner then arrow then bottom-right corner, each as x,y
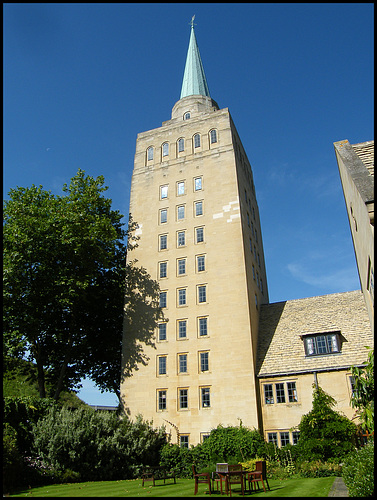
227,464 -> 244,497
192,464 -> 211,495
248,460 -> 270,492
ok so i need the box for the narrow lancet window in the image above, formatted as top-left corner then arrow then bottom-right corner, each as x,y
210,129 -> 217,144
194,134 -> 201,148
147,146 -> 154,161
178,138 -> 184,152
162,142 -> 169,157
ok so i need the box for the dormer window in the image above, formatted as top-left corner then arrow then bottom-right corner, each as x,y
303,331 -> 341,356
184,112 -> 191,120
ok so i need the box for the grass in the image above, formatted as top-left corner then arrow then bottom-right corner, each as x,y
7,476 -> 336,497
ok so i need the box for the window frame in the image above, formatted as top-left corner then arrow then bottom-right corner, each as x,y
196,254 -> 206,272
201,387 -> 211,408
194,133 -> 201,148
177,319 -> 187,339
158,322 -> 167,341
162,142 -> 169,157
160,185 -> 168,199
160,208 -> 168,224
177,258 -> 186,276
195,226 -> 204,244
194,200 -> 203,217
159,261 -> 167,279
178,353 -> 188,374
178,388 -> 188,410
198,317 -> 208,337
194,176 -> 203,191
275,383 -> 286,404
210,129 -> 217,144
159,291 -> 167,309
147,146 -> 154,161
159,234 -> 168,251
177,181 -> 185,196
177,205 -> 185,221
303,331 -> 341,357
177,230 -> 186,247
199,351 -> 209,372
177,288 -> 187,306
157,390 -> 167,411
178,138 -> 185,153
198,285 -> 207,304
158,355 -> 167,376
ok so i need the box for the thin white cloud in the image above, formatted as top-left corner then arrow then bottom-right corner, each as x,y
286,262 -> 360,292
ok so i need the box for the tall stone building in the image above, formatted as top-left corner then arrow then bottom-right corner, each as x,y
121,22 -> 374,446
121,22 -> 269,446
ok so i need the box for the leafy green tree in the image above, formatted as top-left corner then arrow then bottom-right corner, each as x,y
3,169 -> 161,401
296,384 -> 357,461
350,347 -> 374,433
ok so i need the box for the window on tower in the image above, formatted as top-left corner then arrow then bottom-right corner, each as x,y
178,138 -> 185,152
184,112 -> 191,120
194,134 -> 201,148
210,129 -> 217,144
147,146 -> 154,161
162,142 -> 169,157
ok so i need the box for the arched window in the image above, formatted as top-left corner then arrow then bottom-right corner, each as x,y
147,146 -> 154,161
184,112 -> 191,120
162,142 -> 169,157
194,134 -> 201,148
210,129 -> 217,144
178,138 -> 184,153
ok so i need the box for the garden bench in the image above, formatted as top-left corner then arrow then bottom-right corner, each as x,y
141,466 -> 176,486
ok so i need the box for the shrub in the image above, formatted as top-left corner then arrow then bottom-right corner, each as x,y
159,443 -> 196,477
32,407 -> 167,482
295,385 -> 357,461
297,460 -> 342,478
3,423 -> 24,493
200,424 -> 265,463
3,396 -> 58,454
342,440 -> 374,497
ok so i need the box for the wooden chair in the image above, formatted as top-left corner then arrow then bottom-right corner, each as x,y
226,464 -> 244,497
192,464 -> 211,495
248,460 -> 270,493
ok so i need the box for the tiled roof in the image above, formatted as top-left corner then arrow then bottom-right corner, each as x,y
256,290 -> 373,378
352,140 -> 374,177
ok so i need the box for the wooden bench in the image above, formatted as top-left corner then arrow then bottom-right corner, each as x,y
141,466 -> 176,486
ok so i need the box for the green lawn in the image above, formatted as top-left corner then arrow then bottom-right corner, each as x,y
7,476 -> 336,497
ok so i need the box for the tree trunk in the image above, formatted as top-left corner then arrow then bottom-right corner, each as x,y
34,344 -> 46,398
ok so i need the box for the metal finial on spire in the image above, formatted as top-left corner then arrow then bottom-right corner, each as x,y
190,15 -> 196,28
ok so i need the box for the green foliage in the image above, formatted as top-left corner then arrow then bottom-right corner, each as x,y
159,443 -> 196,478
3,423 -> 24,492
297,460 -> 342,478
342,439 -> 374,497
31,407 -> 167,482
350,347 -> 374,433
3,396 -> 59,454
200,424 -> 265,463
3,170 -> 161,401
296,385 -> 357,461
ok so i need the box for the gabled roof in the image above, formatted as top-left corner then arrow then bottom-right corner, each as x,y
180,22 -> 211,99
256,290 -> 373,378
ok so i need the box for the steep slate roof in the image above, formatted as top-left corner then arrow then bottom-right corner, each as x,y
256,290 -> 373,378
180,22 -> 211,99
351,140 -> 374,177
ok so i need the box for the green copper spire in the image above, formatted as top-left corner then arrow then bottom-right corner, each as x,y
180,17 -> 211,99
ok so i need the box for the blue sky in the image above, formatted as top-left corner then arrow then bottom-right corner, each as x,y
3,3 -> 374,406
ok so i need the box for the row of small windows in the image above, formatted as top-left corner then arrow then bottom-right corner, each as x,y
159,226 -> 204,250
159,255 -> 206,278
157,351 -> 210,376
159,285 -> 208,308
147,130 -> 217,161
159,201 -> 204,224
268,431 -> 300,447
157,386 -> 211,411
160,177 -> 202,200
158,316 -> 208,341
263,381 -> 298,405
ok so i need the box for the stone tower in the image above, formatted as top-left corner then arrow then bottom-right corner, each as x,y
121,21 -> 269,446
